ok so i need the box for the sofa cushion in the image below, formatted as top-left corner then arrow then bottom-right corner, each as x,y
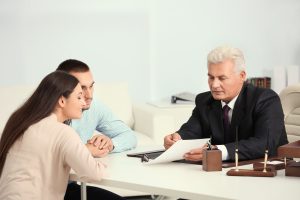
134,131 -> 154,146
0,85 -> 35,133
94,82 -> 134,128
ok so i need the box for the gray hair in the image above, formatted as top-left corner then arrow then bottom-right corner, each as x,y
207,45 -> 246,72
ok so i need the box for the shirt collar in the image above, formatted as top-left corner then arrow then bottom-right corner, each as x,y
221,94 -> 239,110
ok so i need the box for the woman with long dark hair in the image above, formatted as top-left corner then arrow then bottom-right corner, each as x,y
0,71 -> 107,199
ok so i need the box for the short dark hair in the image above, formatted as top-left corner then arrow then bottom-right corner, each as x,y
57,59 -> 90,73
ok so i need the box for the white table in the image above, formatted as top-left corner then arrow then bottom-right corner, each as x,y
70,147 -> 300,200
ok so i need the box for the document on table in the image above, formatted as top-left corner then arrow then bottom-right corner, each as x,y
144,138 -> 209,164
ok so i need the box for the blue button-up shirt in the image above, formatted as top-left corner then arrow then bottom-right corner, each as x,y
70,99 -> 137,153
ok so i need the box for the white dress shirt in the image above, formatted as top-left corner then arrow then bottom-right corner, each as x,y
217,94 -> 239,160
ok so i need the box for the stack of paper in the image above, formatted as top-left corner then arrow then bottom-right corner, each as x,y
144,138 -> 208,164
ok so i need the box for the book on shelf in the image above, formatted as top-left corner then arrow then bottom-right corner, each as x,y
246,77 -> 271,89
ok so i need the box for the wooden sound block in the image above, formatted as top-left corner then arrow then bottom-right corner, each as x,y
226,168 -> 277,177
285,162 -> 300,177
253,159 -> 295,170
278,140 -> 300,158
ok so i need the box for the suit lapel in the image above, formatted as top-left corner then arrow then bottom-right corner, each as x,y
208,100 -> 224,144
229,86 -> 247,141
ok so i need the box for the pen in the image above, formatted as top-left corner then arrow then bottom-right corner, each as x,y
207,138 -> 212,150
235,126 -> 239,171
263,128 -> 270,172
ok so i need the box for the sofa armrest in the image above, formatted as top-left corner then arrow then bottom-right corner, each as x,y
132,103 -> 194,145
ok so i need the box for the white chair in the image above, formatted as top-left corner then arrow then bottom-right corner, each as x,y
279,83 -> 300,143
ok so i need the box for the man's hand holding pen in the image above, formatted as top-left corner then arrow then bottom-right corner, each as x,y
164,134 -> 218,161
164,132 -> 182,149
164,133 -> 207,161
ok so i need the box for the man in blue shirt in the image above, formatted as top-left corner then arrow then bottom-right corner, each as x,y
57,59 -> 136,200
57,59 -> 137,156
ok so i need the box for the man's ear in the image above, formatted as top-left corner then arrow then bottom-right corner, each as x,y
240,71 -> 246,82
58,96 -> 66,108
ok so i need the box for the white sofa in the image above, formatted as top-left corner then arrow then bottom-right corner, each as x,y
0,83 -> 157,144
0,83 -> 193,144
0,82 -> 193,197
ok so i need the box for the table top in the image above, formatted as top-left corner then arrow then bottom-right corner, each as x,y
70,146 -> 300,200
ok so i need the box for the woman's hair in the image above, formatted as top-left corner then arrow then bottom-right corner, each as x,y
0,70 -> 79,176
207,45 -> 246,72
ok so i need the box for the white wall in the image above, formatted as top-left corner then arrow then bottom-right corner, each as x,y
0,0 -> 150,101
150,0 -> 300,99
1,0 -> 300,102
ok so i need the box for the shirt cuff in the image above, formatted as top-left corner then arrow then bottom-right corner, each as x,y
110,139 -> 118,153
216,145 -> 229,161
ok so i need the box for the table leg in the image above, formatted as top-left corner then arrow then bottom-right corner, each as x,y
80,182 -> 87,200
154,195 -> 166,200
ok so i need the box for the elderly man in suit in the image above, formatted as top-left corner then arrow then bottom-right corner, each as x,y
164,45 -> 288,161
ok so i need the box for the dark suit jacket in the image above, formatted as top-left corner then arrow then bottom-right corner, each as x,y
178,83 -> 288,160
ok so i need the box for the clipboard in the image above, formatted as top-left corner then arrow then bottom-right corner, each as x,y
127,150 -> 166,160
